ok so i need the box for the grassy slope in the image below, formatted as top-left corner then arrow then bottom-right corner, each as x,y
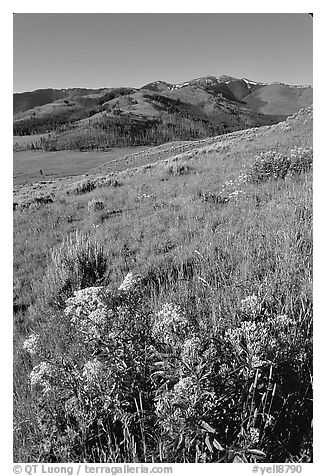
13,107 -> 312,462
13,106 -> 312,322
244,84 -> 313,115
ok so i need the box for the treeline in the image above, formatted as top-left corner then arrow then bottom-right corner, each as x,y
30,113 -> 239,151
143,93 -> 205,118
78,88 -> 135,108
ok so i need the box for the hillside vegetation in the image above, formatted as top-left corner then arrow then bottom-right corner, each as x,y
14,107 -> 313,463
13,75 -> 313,152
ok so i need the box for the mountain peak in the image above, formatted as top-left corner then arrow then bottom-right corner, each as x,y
190,75 -> 218,83
242,77 -> 268,87
140,80 -> 173,92
217,74 -> 239,82
171,76 -> 218,89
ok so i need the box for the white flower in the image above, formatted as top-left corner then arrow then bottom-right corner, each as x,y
152,303 -> 191,347
265,414 -> 275,428
248,427 -> 260,445
225,327 -> 242,347
30,362 -> 55,393
240,294 -> 260,317
273,314 -> 294,327
264,315 -> 296,345
251,355 -> 266,368
65,286 -> 111,341
218,363 -> 230,378
82,359 -> 104,385
23,334 -> 40,355
241,320 -> 258,337
173,376 -> 197,398
226,319 -> 270,368
65,286 -> 108,320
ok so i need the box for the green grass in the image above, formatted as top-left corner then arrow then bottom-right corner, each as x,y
13,110 -> 313,463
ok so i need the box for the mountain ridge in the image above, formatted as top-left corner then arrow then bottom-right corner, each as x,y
13,74 -> 312,152
14,74 -> 312,116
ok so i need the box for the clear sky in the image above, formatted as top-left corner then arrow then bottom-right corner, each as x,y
13,13 -> 312,93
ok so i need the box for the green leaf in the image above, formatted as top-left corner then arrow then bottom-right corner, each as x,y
212,438 -> 224,451
247,449 -> 266,458
201,421 -> 216,433
205,435 -> 213,452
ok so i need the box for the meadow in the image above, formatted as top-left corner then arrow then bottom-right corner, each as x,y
13,146 -> 149,185
13,108 -> 313,463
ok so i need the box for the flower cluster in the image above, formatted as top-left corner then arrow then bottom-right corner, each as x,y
248,427 -> 260,445
64,286 -> 111,342
237,172 -> 249,183
155,376 -> 199,434
173,376 -> 198,401
240,294 -> 260,318
30,361 -> 55,394
226,189 -> 246,201
152,303 -> 192,348
138,193 -> 154,199
23,333 -> 40,356
218,363 -> 231,378
208,174 -> 248,205
225,320 -> 268,369
225,309 -> 296,371
268,314 -> 294,327
264,314 -> 295,345
82,358 -> 105,387
65,286 -> 108,316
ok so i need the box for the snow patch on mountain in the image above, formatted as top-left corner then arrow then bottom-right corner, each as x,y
242,78 -> 267,87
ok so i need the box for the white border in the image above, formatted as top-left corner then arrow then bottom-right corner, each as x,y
2,4 -> 323,475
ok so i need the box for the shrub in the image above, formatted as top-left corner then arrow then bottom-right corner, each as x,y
68,179 -> 96,195
106,178 -> 120,187
246,151 -> 291,183
23,275 -> 153,462
167,163 -> 192,176
288,147 -> 313,176
14,195 -> 54,211
245,147 -> 312,184
198,190 -> 230,205
96,177 -> 121,188
36,230 -> 108,308
87,198 -> 105,213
